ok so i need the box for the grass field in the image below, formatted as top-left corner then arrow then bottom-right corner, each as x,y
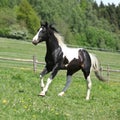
0,38 -> 120,120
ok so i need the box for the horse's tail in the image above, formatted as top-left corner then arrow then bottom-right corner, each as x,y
90,53 -> 107,82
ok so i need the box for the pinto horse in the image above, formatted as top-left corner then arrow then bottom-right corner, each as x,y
32,22 -> 106,100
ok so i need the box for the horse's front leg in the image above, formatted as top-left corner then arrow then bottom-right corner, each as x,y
40,67 -> 49,89
39,64 -> 59,96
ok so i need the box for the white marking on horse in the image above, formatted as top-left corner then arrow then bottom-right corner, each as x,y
54,32 -> 83,62
32,28 -> 43,42
39,78 -> 52,96
40,75 -> 45,88
86,75 -> 92,100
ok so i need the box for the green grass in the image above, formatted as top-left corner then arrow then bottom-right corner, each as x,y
0,68 -> 120,120
0,38 -> 45,61
0,38 -> 120,120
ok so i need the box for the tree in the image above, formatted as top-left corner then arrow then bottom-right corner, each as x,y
0,0 -> 21,8
17,0 -> 40,34
116,4 -> 120,29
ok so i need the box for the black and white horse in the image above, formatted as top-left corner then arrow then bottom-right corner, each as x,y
32,22 -> 106,100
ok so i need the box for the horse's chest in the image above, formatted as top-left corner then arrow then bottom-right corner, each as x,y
46,47 -> 63,64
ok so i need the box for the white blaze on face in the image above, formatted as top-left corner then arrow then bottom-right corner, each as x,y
32,27 -> 43,43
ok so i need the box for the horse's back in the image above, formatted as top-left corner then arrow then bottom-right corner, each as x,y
62,47 -> 82,62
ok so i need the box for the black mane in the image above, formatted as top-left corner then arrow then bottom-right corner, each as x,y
41,22 -> 59,33
49,25 -> 59,33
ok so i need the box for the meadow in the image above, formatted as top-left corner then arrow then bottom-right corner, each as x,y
0,38 -> 120,120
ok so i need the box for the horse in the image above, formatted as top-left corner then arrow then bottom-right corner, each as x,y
32,22 -> 106,100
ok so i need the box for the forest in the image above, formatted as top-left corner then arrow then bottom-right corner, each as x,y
0,0 -> 120,51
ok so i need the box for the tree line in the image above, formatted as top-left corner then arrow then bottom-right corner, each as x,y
0,0 -> 120,50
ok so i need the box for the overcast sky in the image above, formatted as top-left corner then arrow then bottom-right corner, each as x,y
95,0 -> 120,6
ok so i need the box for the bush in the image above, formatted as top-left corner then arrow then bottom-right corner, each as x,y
85,26 -> 118,50
0,28 -> 10,37
0,24 -> 30,40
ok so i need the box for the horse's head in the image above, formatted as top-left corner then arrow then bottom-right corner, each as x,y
32,22 -> 49,45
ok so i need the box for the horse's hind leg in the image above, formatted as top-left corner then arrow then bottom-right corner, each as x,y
86,75 -> 92,100
82,70 -> 92,100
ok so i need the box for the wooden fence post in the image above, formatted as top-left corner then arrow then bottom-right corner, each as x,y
100,63 -> 103,76
107,64 -> 110,81
33,55 -> 37,73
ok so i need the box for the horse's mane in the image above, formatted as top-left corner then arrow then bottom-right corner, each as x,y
54,32 -> 66,47
50,25 -> 66,47
50,25 -> 58,33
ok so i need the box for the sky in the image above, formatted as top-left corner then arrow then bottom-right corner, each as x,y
95,0 -> 120,6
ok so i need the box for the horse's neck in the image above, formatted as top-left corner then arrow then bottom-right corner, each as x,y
45,37 -> 59,53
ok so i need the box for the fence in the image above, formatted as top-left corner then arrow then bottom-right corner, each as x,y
100,65 -> 120,81
0,56 -> 120,82
0,56 -> 45,72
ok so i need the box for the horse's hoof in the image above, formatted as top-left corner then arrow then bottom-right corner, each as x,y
38,91 -> 46,97
86,97 -> 90,100
58,92 -> 65,96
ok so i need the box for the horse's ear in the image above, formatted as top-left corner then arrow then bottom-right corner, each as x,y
45,22 -> 48,27
40,21 -> 48,27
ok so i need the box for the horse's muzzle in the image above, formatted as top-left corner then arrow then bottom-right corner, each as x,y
32,40 -> 38,45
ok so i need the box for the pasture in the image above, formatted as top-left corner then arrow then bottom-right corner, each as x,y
0,38 -> 120,120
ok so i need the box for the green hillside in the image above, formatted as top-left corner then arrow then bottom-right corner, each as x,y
0,38 -> 45,60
